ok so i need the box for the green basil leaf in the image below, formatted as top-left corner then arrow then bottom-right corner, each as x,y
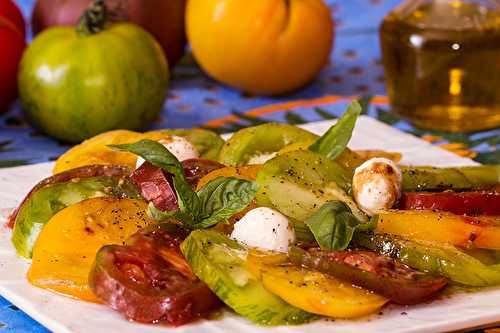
194,176 -> 259,229
147,202 -> 197,225
109,140 -> 200,221
309,101 -> 361,160
291,218 -> 316,243
109,141 -> 258,230
147,202 -> 175,220
109,139 -> 184,177
305,201 -> 375,251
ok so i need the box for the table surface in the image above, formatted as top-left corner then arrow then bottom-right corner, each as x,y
0,0 -> 498,331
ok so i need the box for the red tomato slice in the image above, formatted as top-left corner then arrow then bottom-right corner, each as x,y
400,191 -> 500,216
290,247 -> 447,305
129,162 -> 179,212
90,224 -> 221,325
7,164 -> 132,228
130,159 -> 225,212
182,158 -> 225,188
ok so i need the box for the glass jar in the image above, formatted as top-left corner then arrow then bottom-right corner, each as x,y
380,0 -> 500,132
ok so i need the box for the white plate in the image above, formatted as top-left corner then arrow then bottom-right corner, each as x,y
1,117 -> 497,333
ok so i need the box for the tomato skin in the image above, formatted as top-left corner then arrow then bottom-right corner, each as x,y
376,210 -> 500,250
32,0 -> 186,67
182,158 -> 225,188
130,159 -> 226,211
289,247 -> 448,305
7,164 -> 132,228
129,162 -> 178,212
186,0 -> 333,95
28,198 -> 156,302
0,0 -> 25,36
0,4 -> 25,113
90,224 -> 221,325
400,191 -> 500,216
18,23 -> 169,143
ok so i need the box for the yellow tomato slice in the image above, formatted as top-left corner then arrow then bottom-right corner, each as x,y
277,140 -> 316,155
354,150 -> 402,163
278,141 -> 400,170
196,165 -> 260,190
376,210 -> 500,250
53,130 -> 170,174
258,265 -> 387,318
246,249 -> 289,277
28,198 -> 155,302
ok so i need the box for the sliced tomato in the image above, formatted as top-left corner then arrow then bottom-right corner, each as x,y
400,191 -> 500,216
376,210 -> 500,249
181,158 -> 225,188
7,164 -> 132,228
89,224 -> 221,325
130,159 -> 225,212
289,247 -> 447,305
129,162 -> 178,212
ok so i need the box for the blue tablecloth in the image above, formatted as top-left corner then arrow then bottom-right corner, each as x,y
0,0 -> 498,331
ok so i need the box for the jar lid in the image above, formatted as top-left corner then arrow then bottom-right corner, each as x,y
388,0 -> 500,30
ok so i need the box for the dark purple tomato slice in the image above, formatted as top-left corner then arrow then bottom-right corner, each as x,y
89,224 -> 221,325
129,162 -> 178,212
289,247 -> 448,305
7,164 -> 132,228
400,191 -> 500,216
182,158 -> 225,188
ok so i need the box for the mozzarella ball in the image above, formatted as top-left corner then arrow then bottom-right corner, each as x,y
136,135 -> 199,168
352,157 -> 402,216
231,207 -> 295,253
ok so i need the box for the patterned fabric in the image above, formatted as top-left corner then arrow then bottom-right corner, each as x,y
0,0 -> 498,331
1,0 -> 498,168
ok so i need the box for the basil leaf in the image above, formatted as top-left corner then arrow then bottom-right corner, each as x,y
147,202 -> 197,225
109,140 -> 200,220
109,139 -> 184,176
305,201 -> 375,251
194,176 -> 259,229
110,141 -> 258,230
291,219 -> 316,243
146,202 -> 175,219
309,101 -> 361,160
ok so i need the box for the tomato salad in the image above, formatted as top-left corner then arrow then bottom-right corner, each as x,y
9,101 -> 500,326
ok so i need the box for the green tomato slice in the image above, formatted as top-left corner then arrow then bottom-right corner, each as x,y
256,150 -> 366,222
354,232 -> 500,287
12,176 -> 139,258
218,123 -> 318,166
181,230 -> 317,325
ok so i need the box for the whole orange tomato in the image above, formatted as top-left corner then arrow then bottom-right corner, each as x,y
0,0 -> 25,113
187,0 -> 334,95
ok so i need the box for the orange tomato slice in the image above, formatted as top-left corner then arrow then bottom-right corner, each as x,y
376,210 -> 500,250
28,198 -> 155,302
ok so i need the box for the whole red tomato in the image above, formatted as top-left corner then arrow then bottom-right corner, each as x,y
0,0 -> 25,36
32,0 -> 186,67
0,0 -> 26,113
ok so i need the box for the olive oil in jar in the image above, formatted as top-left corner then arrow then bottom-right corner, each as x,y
380,0 -> 500,132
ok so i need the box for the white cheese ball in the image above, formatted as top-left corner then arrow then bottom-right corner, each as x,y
136,135 -> 199,168
231,207 -> 296,253
352,157 -> 402,216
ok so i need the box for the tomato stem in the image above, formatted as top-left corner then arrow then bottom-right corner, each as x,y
76,0 -> 107,36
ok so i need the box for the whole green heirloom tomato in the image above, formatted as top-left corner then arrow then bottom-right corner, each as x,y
18,0 -> 169,143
